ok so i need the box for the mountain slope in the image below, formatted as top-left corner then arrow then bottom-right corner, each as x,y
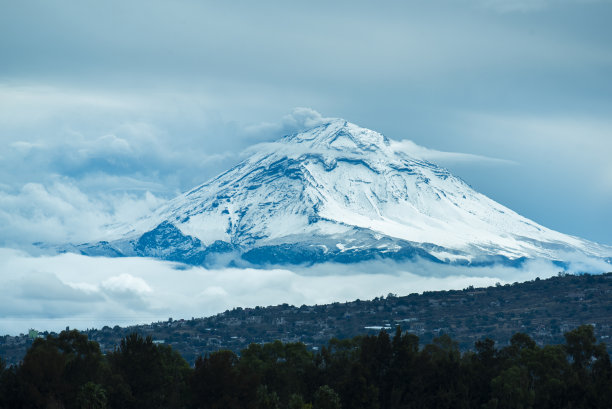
73,119 -> 612,267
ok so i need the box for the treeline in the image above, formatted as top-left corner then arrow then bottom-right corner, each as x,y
0,325 -> 610,409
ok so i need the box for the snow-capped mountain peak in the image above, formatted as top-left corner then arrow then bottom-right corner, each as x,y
243,120 -> 397,170
283,119 -> 391,152
73,119 -> 612,268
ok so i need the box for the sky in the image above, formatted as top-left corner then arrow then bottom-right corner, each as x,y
1,0 -> 611,334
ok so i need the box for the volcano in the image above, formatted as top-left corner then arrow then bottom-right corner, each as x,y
70,119 -> 612,267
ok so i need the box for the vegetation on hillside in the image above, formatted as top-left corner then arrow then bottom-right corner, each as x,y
2,272 -> 611,367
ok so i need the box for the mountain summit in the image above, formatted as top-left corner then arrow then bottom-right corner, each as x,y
73,119 -> 611,267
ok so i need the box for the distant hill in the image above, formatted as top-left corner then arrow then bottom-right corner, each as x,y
2,272 -> 610,365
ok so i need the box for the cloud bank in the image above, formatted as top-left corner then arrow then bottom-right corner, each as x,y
1,248 -> 601,336
0,180 -> 166,250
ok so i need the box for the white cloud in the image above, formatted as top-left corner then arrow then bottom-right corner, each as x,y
0,248 -> 600,336
390,139 -> 517,165
280,107 -> 334,131
9,141 -> 44,153
0,84 -> 137,125
199,286 -> 229,298
0,180 -> 166,248
0,84 -> 242,184
101,274 -> 152,295
244,107 -> 335,140
242,115 -> 518,168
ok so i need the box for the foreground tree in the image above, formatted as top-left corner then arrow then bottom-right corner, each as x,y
1,330 -> 106,409
107,333 -> 190,409
191,350 -> 246,409
1,325 -> 611,409
564,325 -> 612,408
313,385 -> 341,409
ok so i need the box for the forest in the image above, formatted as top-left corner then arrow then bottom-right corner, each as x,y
1,324 -> 611,409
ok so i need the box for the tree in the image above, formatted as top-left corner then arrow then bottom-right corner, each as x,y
0,358 -> 23,408
563,325 -> 612,408
255,385 -> 280,409
191,350 -> 244,409
76,382 -> 108,409
417,334 -> 467,408
487,365 -> 534,409
564,324 -> 599,370
388,327 -> 419,408
288,394 -> 312,409
529,345 -> 567,409
107,333 -> 190,409
466,338 -> 499,408
14,330 -> 107,409
359,330 -> 391,407
313,385 -> 341,409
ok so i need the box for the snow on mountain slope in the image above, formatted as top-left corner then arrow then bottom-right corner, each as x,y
74,119 -> 612,267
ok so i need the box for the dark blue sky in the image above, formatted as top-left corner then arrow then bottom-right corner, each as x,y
1,0 -> 611,246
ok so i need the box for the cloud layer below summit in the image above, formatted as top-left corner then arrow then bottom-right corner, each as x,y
4,248 -> 606,335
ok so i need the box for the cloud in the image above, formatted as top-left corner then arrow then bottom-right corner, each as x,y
0,84 -> 137,126
0,105 -> 339,250
390,139 -> 517,166
1,248 -> 605,336
100,274 -> 153,311
280,108 -> 335,132
477,0 -> 612,13
199,286 -> 229,298
0,84 -> 244,189
0,269 -> 104,320
459,113 -> 612,194
101,274 -> 152,295
478,0 -> 552,12
5,271 -> 100,304
243,107 -> 335,140
242,112 -> 517,169
0,180 -> 166,248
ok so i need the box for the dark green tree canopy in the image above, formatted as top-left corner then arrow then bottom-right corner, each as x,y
0,325 -> 610,409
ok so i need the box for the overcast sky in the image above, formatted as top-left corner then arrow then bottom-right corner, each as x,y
1,0 -> 611,334
1,0 -> 611,247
